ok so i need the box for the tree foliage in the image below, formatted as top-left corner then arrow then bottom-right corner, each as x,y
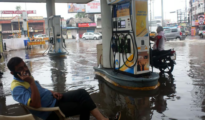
75,13 -> 87,18
16,6 -> 21,11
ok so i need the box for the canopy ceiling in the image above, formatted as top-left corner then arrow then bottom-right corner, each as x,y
0,0 -> 93,3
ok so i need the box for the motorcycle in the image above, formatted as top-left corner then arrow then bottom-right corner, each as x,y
150,36 -> 176,73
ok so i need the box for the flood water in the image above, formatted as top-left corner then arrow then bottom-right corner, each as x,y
0,37 -> 205,120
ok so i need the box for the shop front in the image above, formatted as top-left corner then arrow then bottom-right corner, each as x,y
78,23 -> 96,38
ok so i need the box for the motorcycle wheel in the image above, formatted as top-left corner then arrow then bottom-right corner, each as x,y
159,60 -> 174,74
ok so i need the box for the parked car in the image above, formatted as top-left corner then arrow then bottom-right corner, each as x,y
35,34 -> 49,41
82,32 -> 102,40
94,32 -> 102,39
7,35 -> 14,39
163,27 -> 186,40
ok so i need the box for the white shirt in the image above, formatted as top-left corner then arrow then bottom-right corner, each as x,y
153,31 -> 166,51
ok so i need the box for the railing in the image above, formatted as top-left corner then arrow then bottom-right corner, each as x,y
196,7 -> 204,14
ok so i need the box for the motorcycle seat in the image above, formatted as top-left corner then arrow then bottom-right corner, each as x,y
151,49 -> 172,57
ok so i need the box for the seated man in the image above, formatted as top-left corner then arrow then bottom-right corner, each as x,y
8,57 -> 121,120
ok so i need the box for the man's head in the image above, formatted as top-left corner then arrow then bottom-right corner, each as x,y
199,16 -> 204,24
157,26 -> 163,33
7,57 -> 30,76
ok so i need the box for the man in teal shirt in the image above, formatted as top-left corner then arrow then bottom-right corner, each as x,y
8,57 -> 121,120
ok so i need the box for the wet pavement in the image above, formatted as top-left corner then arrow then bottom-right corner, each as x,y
0,37 -> 205,120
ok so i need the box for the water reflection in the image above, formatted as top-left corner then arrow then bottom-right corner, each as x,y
188,42 -> 205,117
0,79 -> 6,115
50,57 -> 67,93
92,74 -> 175,120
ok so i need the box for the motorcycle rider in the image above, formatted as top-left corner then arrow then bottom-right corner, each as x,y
151,26 -> 166,51
149,26 -> 176,73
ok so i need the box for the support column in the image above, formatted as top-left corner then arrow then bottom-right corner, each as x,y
161,0 -> 164,27
46,0 -> 55,18
101,0 -> 112,68
11,23 -> 13,36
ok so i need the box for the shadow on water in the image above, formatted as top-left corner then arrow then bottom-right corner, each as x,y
91,74 -> 176,120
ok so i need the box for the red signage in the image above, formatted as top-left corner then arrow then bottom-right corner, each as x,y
78,23 -> 96,27
78,23 -> 89,27
0,10 -> 36,14
89,23 -> 96,27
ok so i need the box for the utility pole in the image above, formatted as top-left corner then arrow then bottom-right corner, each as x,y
185,0 -> 187,14
150,0 -> 152,21
161,0 -> 164,26
153,0 -> 154,20
185,0 -> 187,23
204,0 -> 205,15
191,1 -> 193,27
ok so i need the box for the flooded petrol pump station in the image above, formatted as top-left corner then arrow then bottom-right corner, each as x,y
94,0 -> 159,90
0,0 -> 205,120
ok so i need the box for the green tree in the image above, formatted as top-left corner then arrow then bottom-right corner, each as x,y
75,13 -> 87,18
16,6 -> 21,11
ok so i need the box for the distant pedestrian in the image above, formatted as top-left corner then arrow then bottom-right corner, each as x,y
76,33 -> 79,42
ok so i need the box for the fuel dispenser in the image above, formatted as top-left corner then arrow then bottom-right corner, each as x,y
46,15 -> 67,56
108,0 -> 150,75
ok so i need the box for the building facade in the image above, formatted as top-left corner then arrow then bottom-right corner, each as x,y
66,16 -> 102,39
189,0 -> 205,35
0,16 -> 45,39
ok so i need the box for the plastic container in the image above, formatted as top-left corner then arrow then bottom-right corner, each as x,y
24,40 -> 28,47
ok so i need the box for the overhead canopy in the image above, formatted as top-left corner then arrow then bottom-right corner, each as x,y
0,0 -> 93,3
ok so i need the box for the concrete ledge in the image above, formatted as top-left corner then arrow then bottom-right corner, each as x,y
94,67 -> 160,90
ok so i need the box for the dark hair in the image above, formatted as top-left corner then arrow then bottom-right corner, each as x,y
7,57 -> 23,72
157,26 -> 163,33
199,16 -> 204,19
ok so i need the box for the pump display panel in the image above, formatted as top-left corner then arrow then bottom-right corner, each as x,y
117,20 -> 126,28
121,21 -> 126,28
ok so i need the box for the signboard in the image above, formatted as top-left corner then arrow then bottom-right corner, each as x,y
89,23 -> 96,27
198,14 -> 205,25
68,4 -> 85,13
0,10 -> 36,14
191,27 -> 196,36
2,30 -> 21,33
78,23 -> 89,27
179,23 -> 187,26
135,0 -> 148,37
86,0 -> 101,13
117,3 -> 130,17
78,23 -> 96,27
195,20 -> 199,26
28,41 -> 45,46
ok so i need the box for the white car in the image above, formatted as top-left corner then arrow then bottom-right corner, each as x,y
35,34 -> 48,39
82,32 -> 102,40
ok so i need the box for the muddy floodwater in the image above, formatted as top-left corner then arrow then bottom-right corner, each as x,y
0,37 -> 205,120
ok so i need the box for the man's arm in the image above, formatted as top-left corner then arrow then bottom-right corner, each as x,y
18,73 -> 41,108
37,82 -> 62,100
29,81 -> 41,108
